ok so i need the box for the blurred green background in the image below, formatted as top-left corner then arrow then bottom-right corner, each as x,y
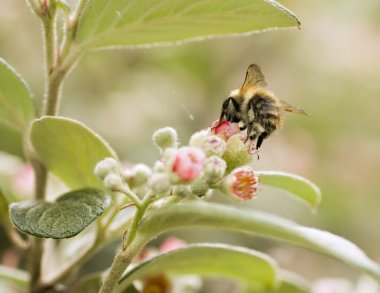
1,0 -> 380,288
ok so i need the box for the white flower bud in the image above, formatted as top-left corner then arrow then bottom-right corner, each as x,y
148,173 -> 171,195
163,148 -> 178,163
172,185 -> 192,197
189,129 -> 209,148
121,168 -> 133,183
94,157 -> 119,180
201,135 -> 226,157
203,156 -> 227,184
223,135 -> 253,172
103,173 -> 123,191
191,181 -> 209,196
162,148 -> 179,177
153,127 -> 178,151
153,160 -> 165,172
132,164 -> 152,185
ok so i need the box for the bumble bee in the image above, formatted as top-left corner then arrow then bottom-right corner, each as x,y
215,64 -> 307,149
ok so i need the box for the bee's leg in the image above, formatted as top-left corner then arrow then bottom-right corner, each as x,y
256,132 -> 268,149
248,144 -> 260,159
245,124 -> 258,143
245,124 -> 252,143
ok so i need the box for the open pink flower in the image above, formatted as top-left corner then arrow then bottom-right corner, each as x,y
211,119 -> 240,141
225,166 -> 258,201
172,147 -> 206,182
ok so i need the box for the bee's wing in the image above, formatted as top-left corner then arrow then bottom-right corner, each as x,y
280,100 -> 308,115
241,64 -> 267,90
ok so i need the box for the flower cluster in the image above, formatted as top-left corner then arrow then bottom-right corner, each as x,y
95,120 -> 259,201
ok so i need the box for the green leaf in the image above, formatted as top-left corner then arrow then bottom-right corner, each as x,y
138,202 -> 380,279
0,265 -> 29,289
246,271 -> 310,293
275,271 -> 310,293
9,188 -> 110,239
118,244 -> 277,292
0,58 -> 35,157
0,58 -> 34,131
75,0 -> 300,49
0,123 -> 24,158
30,117 -> 117,189
0,189 -> 11,229
257,171 -> 321,208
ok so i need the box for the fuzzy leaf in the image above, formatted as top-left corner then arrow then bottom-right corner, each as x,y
257,171 -> 321,208
75,0 -> 300,50
0,58 -> 34,131
138,202 -> 380,279
30,117 -> 117,189
118,244 -> 277,292
9,188 -> 110,239
0,58 -> 34,157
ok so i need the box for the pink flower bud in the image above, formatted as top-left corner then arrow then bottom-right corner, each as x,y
224,166 -> 258,201
11,164 -> 35,198
159,237 -> 187,253
211,119 -> 240,141
172,147 -> 206,182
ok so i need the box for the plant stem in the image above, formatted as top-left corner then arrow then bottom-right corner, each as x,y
29,4 -> 58,293
99,238 -> 144,293
31,160 -> 48,200
99,194 -> 154,293
8,228 -> 28,251
60,0 -> 88,61
26,2 -> 87,292
29,238 -> 44,293
119,186 -> 143,208
42,16 -> 56,78
43,72 -> 65,116
123,195 -> 152,249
